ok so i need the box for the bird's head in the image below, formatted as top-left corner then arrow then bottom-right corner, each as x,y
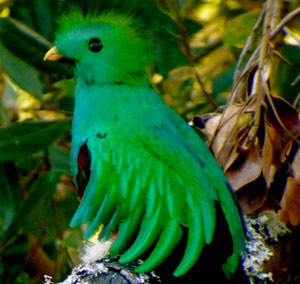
45,11 -> 153,86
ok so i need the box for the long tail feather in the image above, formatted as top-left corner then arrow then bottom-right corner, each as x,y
135,219 -> 183,273
109,205 -> 144,256
119,202 -> 164,262
173,196 -> 204,277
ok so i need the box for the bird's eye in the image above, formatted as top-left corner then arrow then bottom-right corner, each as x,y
89,38 -> 103,52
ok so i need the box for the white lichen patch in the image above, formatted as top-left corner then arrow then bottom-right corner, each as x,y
54,262 -> 110,284
242,211 -> 291,283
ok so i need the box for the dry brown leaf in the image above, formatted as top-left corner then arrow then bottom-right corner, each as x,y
278,148 -> 300,226
204,93 -> 300,216
226,146 -> 262,191
205,114 -> 236,168
262,96 -> 300,187
261,122 -> 280,187
205,105 -> 240,167
235,174 -> 268,214
205,104 -> 252,168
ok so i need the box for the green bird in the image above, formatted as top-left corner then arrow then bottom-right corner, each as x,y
45,10 -> 247,282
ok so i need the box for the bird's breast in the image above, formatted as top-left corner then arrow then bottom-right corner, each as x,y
72,83 -> 154,139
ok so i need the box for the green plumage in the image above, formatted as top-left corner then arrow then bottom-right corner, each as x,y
52,10 -> 245,279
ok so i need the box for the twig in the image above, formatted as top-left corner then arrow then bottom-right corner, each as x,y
233,6 -> 266,85
193,70 -> 218,108
293,90 -> 300,108
250,0 -> 275,143
232,5 -> 300,104
258,0 -> 273,76
270,6 -> 300,40
210,2 -> 300,153
292,73 -> 300,87
177,16 -> 218,109
263,80 -> 300,143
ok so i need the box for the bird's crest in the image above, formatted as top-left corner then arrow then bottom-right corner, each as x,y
54,10 -> 153,86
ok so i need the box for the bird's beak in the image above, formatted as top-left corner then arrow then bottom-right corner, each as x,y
44,46 -> 64,61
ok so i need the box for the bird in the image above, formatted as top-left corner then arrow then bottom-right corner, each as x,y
45,10 -> 247,283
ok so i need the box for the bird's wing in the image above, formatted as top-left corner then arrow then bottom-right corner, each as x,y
160,106 -> 246,277
70,101 -> 244,277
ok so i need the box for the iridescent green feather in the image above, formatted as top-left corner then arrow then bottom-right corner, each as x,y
135,219 -> 183,273
109,205 -> 144,256
120,201 -> 164,262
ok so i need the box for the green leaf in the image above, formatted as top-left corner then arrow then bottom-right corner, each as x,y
156,0 -> 181,21
223,10 -> 261,48
13,0 -> 55,40
52,79 -> 75,112
0,17 -> 71,74
0,119 -> 72,162
14,171 -> 62,233
0,43 -> 43,99
0,236 -> 29,283
273,45 -> 300,103
0,77 -> 19,125
212,63 -> 236,100
184,18 -> 203,38
49,145 -> 71,175
3,171 -> 62,242
0,162 -> 21,240
10,0 -> 59,40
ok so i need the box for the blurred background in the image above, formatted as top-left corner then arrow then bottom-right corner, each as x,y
0,0 -> 300,283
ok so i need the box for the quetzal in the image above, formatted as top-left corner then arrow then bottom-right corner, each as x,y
45,10 -> 247,282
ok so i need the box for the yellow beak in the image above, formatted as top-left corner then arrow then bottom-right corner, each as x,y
44,46 -> 64,61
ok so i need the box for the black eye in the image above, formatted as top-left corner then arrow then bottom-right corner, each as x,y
89,38 -> 103,52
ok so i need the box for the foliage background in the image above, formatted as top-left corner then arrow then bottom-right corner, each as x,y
0,0 -> 299,283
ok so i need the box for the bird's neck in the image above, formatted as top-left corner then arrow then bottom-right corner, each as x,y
74,63 -> 149,87
74,81 -> 150,111
72,82 -> 152,141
